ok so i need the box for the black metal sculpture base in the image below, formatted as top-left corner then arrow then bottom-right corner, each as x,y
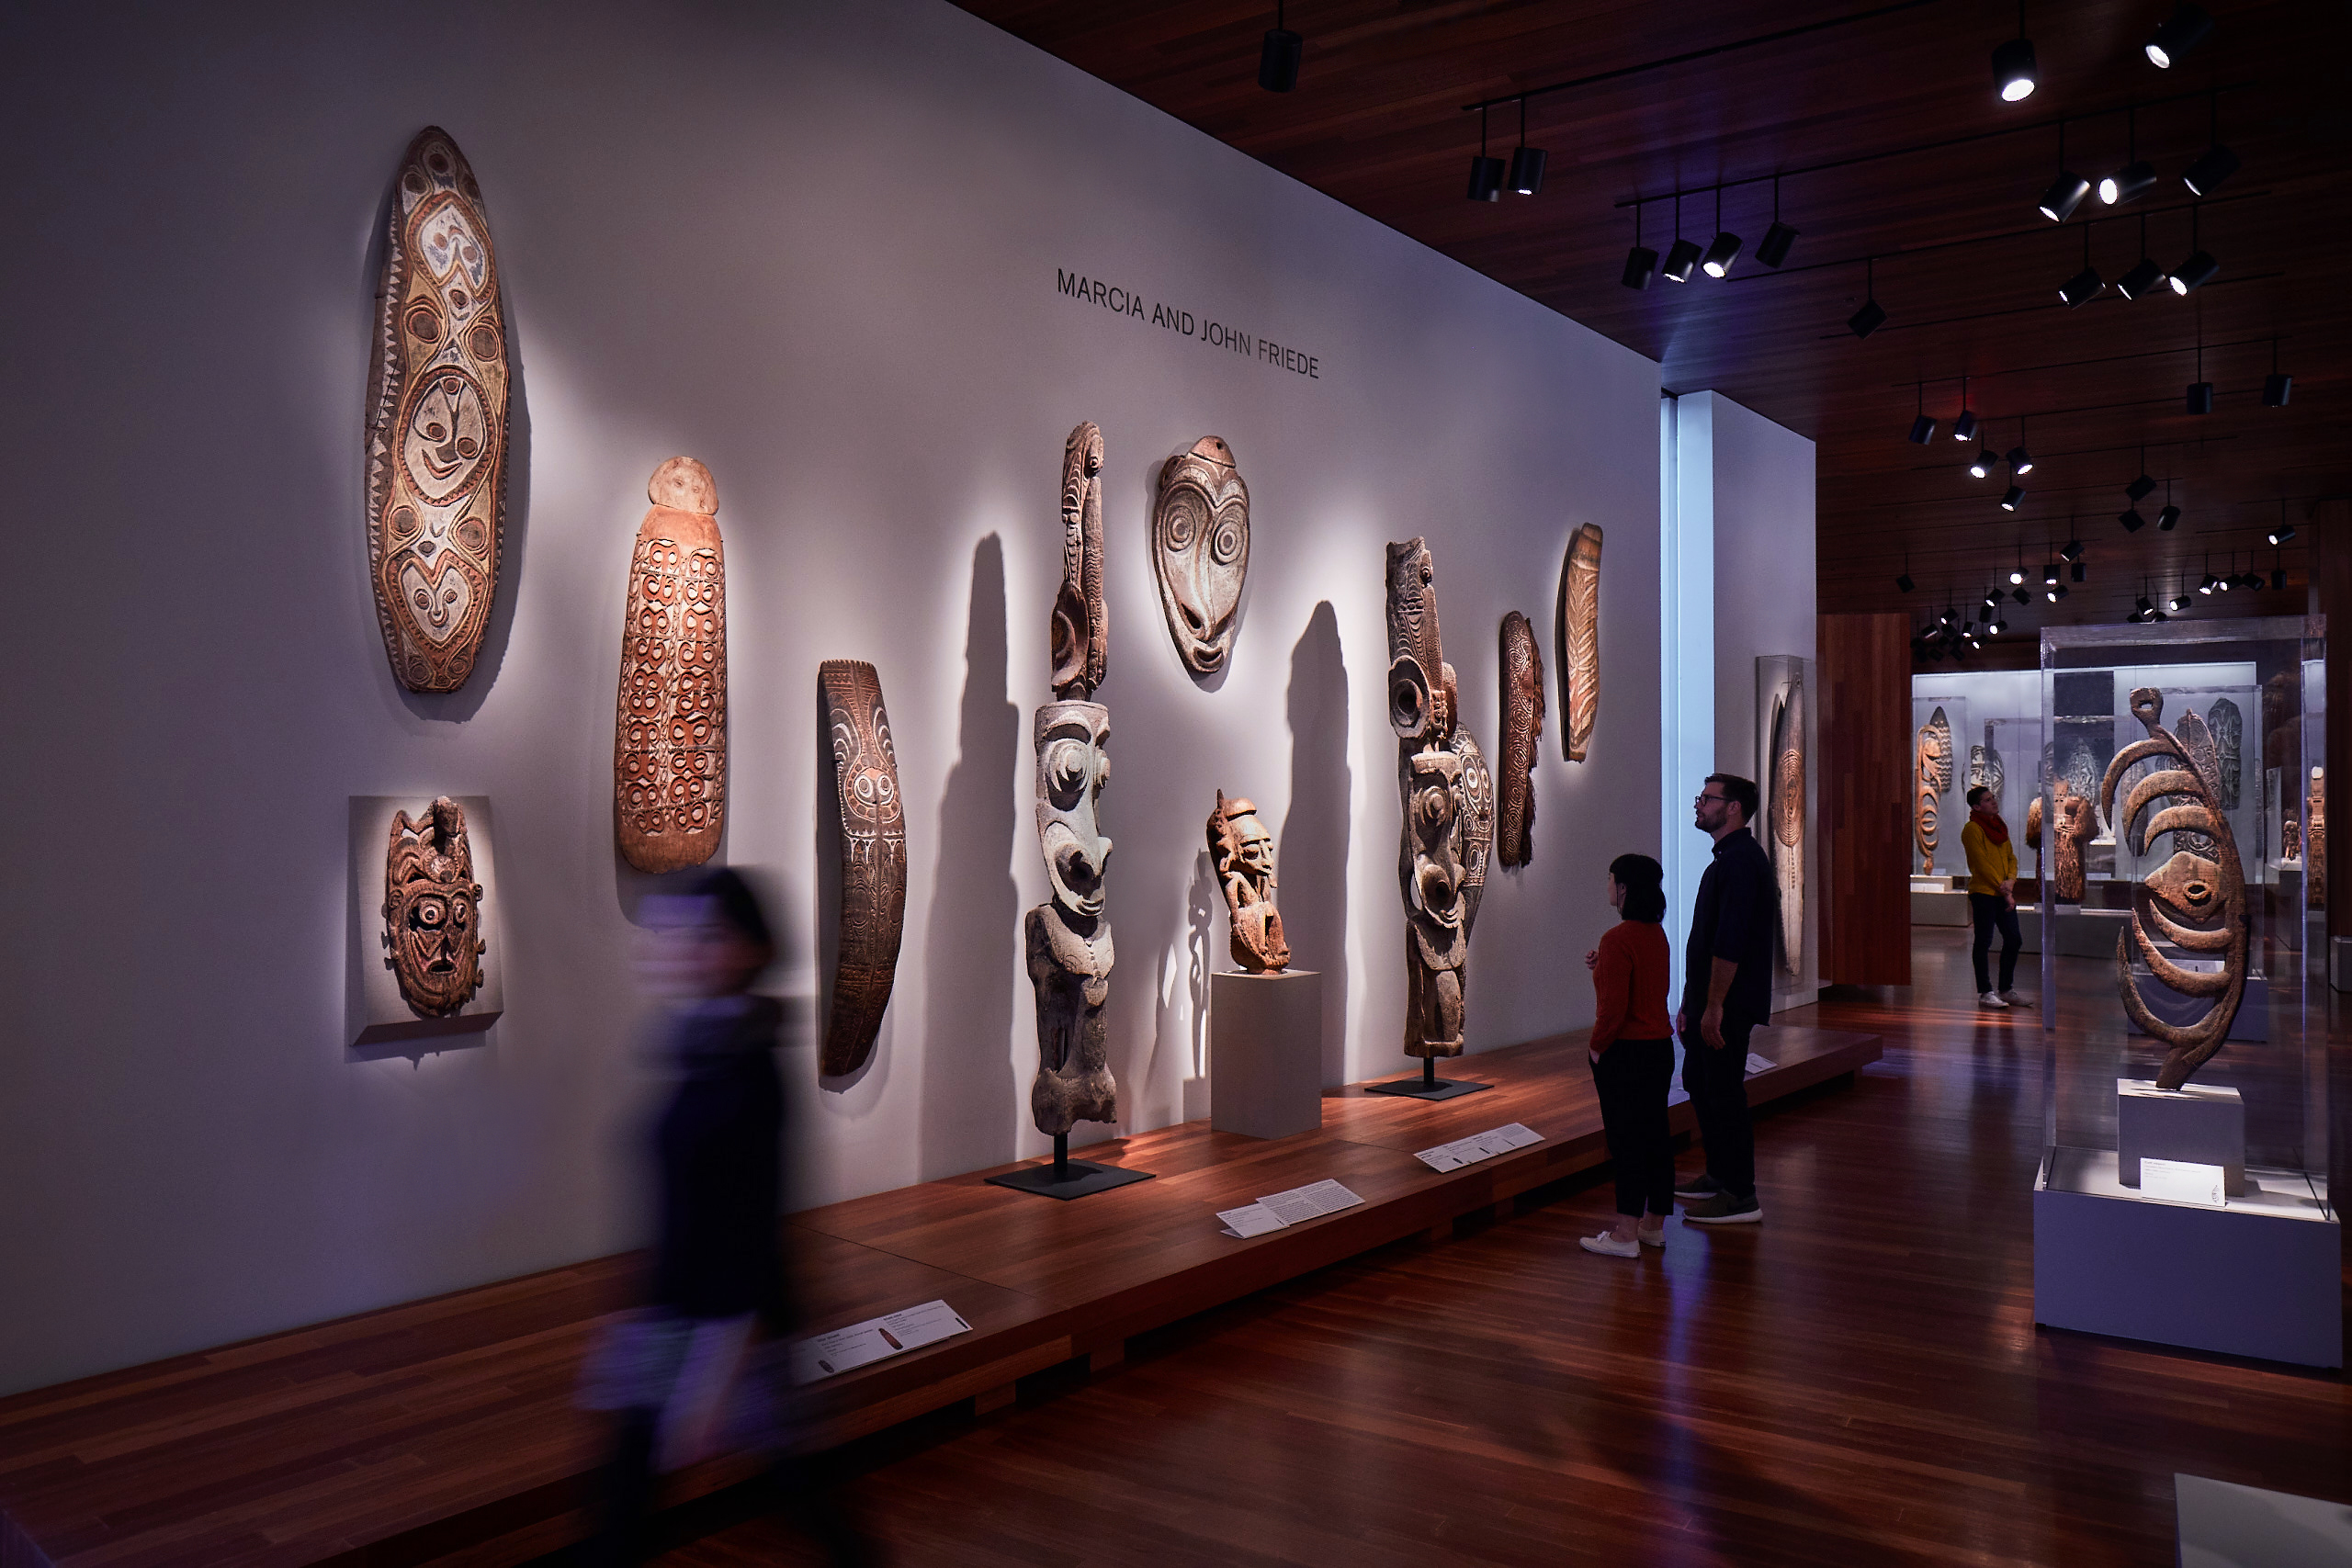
985,1134 -> 1156,1201
1363,1055 -> 1490,1101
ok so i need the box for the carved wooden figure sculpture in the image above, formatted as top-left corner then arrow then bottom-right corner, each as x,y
820,660 -> 905,1077
1555,525 -> 1602,761
1387,538 -> 1493,1061
1207,791 -> 1287,972
2208,698 -> 2243,810
1967,721 -> 2005,800
2052,781 -> 2094,903
1152,437 -> 1249,675
1769,677 -> 1805,976
383,796 -> 486,1017
1028,701 -> 1117,1134
367,129 -> 509,694
1496,611 -> 1544,868
2311,766 -> 2327,909
1050,422 -> 1108,700
2283,811 -> 2302,864
2099,688 -> 2248,1089
615,458 -> 727,872
2026,794 -> 2044,878
1915,706 -> 1951,874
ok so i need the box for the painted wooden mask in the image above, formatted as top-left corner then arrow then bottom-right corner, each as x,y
383,796 -> 485,1017
1152,437 -> 1250,675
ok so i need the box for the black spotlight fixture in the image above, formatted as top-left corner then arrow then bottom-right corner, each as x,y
2012,585 -> 2032,605
2269,503 -> 2296,547
2009,546 -> 2027,587
2043,561 -> 2061,585
1258,1 -> 1303,92
1701,186 -> 1742,277
1984,586 -> 2003,610
2059,224 -> 2103,306
2199,554 -> 2217,594
2158,476 -> 2179,530
2003,484 -> 2027,512
2038,118 -> 2090,221
1662,193 -> 1702,282
1897,550 -> 1916,593
1952,377 -> 1978,442
2100,108 -> 2157,205
2168,584 -> 2193,612
2146,3 -> 2213,68
1970,445 -> 1995,479
1907,382 -> 1937,446
2120,508 -> 2147,533
2116,214 -> 2165,299
2169,204 -> 2218,294
1756,175 -> 1798,268
2186,334 -> 2212,414
1995,0 -> 2038,101
1466,104 -> 1505,201
2007,416 -> 2034,476
2183,93 -> 2240,195
2061,536 -> 2084,562
1622,199 -> 1657,290
1507,98 -> 1546,196
2263,336 -> 2292,406
2127,452 -> 2156,503
2046,582 -> 2070,604
2136,592 -> 2155,615
1849,256 -> 1887,338
2273,540 -> 2288,592
2072,559 -> 2088,583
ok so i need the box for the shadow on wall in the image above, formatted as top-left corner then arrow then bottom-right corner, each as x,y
1161,850 -> 1217,1122
1282,602 -> 1350,1087
918,535 -> 1021,1177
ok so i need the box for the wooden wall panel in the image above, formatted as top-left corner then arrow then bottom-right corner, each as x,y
2311,500 -> 2351,939
1818,613 -> 1911,987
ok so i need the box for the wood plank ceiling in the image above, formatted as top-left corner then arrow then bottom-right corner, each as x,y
955,0 -> 2350,663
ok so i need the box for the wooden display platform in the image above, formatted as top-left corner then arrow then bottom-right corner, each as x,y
0,1024 -> 1879,1568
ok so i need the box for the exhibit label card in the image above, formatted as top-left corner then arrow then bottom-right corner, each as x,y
1415,1122 -> 1544,1171
2141,1157 -> 2227,1208
1744,1054 -> 1777,1076
789,1300 -> 972,1385
1222,1179 -> 1366,1235
1216,1203 -> 1288,1237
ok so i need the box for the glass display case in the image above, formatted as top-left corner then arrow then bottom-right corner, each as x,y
2030,617 -> 2337,1367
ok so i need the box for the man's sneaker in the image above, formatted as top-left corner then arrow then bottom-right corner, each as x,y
1978,991 -> 2009,1009
1637,1220 -> 1667,1248
1682,1192 -> 1763,1224
1999,989 -> 2035,1009
1579,1231 -> 1641,1258
1673,1172 -> 1722,1201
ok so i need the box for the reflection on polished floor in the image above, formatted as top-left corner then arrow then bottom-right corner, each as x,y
640,928 -> 2352,1568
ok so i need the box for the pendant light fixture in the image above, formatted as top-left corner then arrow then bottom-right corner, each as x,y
2269,501 -> 2296,546
1702,186 -> 1742,277
2272,542 -> 2287,592
1662,191 -> 1702,282
2039,118 -> 2091,222
1622,199 -> 1657,290
1994,0 -> 2038,101
1896,547 -> 1915,593
2157,477 -> 2180,531
2002,482 -> 2027,512
1953,376 -> 1978,442
2060,223 -> 2103,306
1849,256 -> 1886,338
2264,336 -> 2293,406
2199,551 -> 2217,594
1970,441 -> 1995,480
1258,1 -> 1303,92
2183,90 -> 2241,195
2145,4 -> 2213,68
2168,574 -> 2193,612
2120,504 -> 2147,533
2127,449 -> 2156,503
2116,213 -> 2165,299
1756,175 -> 1799,268
2007,415 -> 2034,476
2187,305 -> 2213,414
1466,104 -> 1504,201
1907,382 -> 1937,445
1508,98 -> 1546,195
2009,543 -> 2027,587
2100,107 -> 2158,205
2169,204 -> 2219,294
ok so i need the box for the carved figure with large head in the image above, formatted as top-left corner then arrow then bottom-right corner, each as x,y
1208,790 -> 1287,972
1153,437 -> 1250,675
383,796 -> 485,1017
1035,702 -> 1112,925
1385,537 -> 1454,744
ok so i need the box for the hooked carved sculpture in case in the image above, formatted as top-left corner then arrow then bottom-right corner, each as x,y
1208,791 -> 1288,972
1916,706 -> 1952,874
820,660 -> 905,1078
1496,611 -> 1544,868
2051,780 -> 2094,904
383,796 -> 486,1018
1387,538 -> 1493,1061
1152,437 -> 1249,675
615,458 -> 727,873
367,129 -> 509,694
2098,689 -> 2248,1089
1555,525 -> 1602,761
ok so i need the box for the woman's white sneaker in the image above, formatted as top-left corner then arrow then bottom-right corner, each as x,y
1978,991 -> 2009,1009
1579,1231 -> 1641,1258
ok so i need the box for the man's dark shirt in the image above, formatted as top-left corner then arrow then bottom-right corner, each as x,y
1681,826 -> 1778,1024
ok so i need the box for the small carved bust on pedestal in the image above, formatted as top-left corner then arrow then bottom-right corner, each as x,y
1207,792 -> 1287,972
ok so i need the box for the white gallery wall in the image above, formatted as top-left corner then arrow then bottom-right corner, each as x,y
0,0 -> 1662,1393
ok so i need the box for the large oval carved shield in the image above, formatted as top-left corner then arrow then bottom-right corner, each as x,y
366,128 -> 508,694
615,458 -> 727,873
821,660 -> 907,1077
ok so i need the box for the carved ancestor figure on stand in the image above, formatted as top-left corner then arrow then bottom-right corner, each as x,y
1555,525 -> 1602,761
819,659 -> 905,1077
2208,698 -> 2244,809
367,129 -> 509,694
2026,793 -> 2044,880
1151,436 -> 1250,675
383,796 -> 486,1017
615,457 -> 727,872
2051,780 -> 2095,904
1916,706 -> 1951,874
2099,689 -> 2248,1089
2311,766 -> 2327,909
1385,539 -> 1493,1076
1496,611 -> 1544,867
2283,811 -> 2303,864
1207,792 -> 1288,972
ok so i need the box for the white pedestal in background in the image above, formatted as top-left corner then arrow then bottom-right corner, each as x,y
1210,970 -> 1323,1140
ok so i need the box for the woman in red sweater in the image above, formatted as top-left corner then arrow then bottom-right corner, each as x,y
1580,852 -> 1675,1258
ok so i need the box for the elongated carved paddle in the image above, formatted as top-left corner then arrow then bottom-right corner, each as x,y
1496,611 -> 1544,867
2098,688 -> 2248,1090
820,660 -> 906,1077
1916,705 -> 1951,874
1555,525 -> 1602,761
1769,676 -> 1804,976
367,129 -> 508,693
615,458 -> 726,873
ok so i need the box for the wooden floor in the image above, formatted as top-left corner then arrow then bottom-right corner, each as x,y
0,1025 -> 1875,1568
639,931 -> 2352,1568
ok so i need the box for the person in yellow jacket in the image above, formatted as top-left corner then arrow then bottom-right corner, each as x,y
1962,785 -> 2030,1009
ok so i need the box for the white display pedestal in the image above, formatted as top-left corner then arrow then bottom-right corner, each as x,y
2115,1078 -> 2245,1196
1209,969 -> 1323,1140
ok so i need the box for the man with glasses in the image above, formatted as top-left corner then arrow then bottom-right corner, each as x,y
1673,773 -> 1775,1224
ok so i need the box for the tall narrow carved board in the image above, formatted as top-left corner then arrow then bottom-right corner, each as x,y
366,128 -> 508,694
820,660 -> 906,1077
1768,674 -> 1805,976
615,458 -> 727,873
1555,525 -> 1602,761
1496,611 -> 1543,868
